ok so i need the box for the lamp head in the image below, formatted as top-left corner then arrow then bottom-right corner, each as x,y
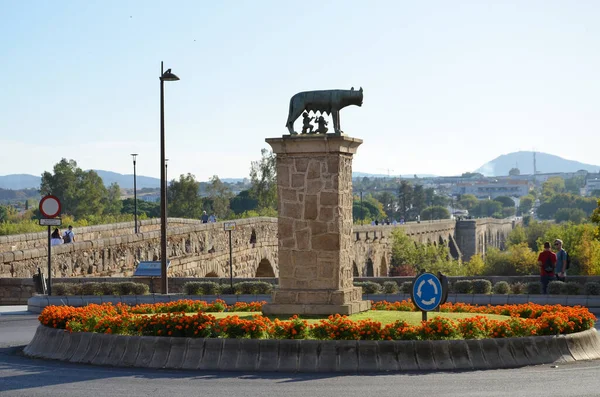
161,69 -> 180,81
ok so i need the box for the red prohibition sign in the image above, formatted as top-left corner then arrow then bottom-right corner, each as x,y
39,195 -> 61,218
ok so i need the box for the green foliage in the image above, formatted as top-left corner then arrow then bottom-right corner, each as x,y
584,282 -> 600,295
359,281 -> 382,294
541,176 -> 566,203
233,281 -> 273,295
472,279 -> 492,294
382,281 -> 399,294
400,281 -> 413,293
463,255 -> 485,276
592,199 -> 600,239
483,244 -> 538,276
508,168 -> 520,176
457,194 -> 478,211
51,282 -> 149,296
565,282 -> 581,295
492,281 -> 510,294
390,229 -> 459,276
469,199 -> 502,218
183,281 -> 221,295
548,281 -> 564,295
510,282 -> 527,294
229,190 -> 258,215
537,193 -> 597,220
555,208 -> 587,224
494,196 -> 515,208
421,205 -> 450,221
353,195 -> 386,223
205,175 -> 233,219
565,175 -> 586,195
121,198 -> 160,218
453,280 -> 473,293
526,282 -> 542,294
506,225 -> 527,246
167,173 -> 204,219
40,159 -> 122,219
249,149 -> 277,211
518,194 -> 535,215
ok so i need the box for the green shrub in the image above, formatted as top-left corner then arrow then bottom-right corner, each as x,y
492,281 -> 510,294
472,279 -> 492,294
548,281 -> 564,295
100,282 -> 119,295
81,282 -> 103,295
220,285 -> 235,295
361,281 -> 382,294
132,283 -> 149,295
118,282 -> 139,295
453,280 -> 473,294
564,282 -> 581,295
584,282 -> 600,295
234,282 -> 259,295
253,281 -> 273,294
382,281 -> 399,294
510,282 -> 527,294
400,281 -> 412,293
53,283 -> 71,296
526,282 -> 542,295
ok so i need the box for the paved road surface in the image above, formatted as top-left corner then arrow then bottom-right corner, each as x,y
2,309 -> 600,397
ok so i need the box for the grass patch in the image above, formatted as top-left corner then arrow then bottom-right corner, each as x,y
210,311 -> 510,325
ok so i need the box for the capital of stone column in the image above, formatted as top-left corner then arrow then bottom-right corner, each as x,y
266,134 -> 363,156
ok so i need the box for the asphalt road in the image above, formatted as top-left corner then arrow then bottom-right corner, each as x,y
2,312 -> 600,397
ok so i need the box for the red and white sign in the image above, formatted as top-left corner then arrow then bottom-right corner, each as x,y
39,195 -> 61,218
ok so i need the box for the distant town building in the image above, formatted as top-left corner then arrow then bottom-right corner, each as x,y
583,173 -> 600,196
452,180 -> 529,199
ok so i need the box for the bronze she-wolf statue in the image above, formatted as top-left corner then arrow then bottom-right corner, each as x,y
285,87 -> 363,135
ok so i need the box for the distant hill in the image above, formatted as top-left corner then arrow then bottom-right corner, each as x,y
0,174 -> 42,190
92,170 -> 160,189
475,151 -> 600,176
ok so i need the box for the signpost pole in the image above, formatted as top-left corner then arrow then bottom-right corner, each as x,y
229,229 -> 233,290
422,310 -> 427,322
47,226 -> 52,296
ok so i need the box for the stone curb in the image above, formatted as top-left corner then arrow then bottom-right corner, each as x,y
24,325 -> 600,372
27,293 -> 600,314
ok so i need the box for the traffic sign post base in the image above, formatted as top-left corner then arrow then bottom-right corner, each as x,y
422,311 -> 427,322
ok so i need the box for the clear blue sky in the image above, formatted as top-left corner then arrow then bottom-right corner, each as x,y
1,0 -> 599,181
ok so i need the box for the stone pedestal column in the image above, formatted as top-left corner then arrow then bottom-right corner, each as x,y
262,134 -> 371,316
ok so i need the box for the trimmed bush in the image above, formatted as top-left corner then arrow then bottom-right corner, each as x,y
453,280 -> 473,294
132,283 -> 150,295
100,282 -> 119,295
526,282 -> 542,295
254,281 -> 273,294
53,283 -> 71,296
382,281 -> 399,294
81,282 -> 103,296
118,282 -> 140,295
220,285 -> 235,295
400,281 -> 413,293
183,281 -> 221,295
492,281 -> 510,294
548,281 -> 564,295
584,282 -> 600,295
564,282 -> 581,295
472,279 -> 492,294
361,281 -> 383,294
510,282 -> 527,294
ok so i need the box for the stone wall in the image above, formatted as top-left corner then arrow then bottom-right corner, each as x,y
0,218 -> 278,281
0,218 -> 197,253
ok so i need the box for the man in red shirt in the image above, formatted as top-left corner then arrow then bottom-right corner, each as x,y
537,241 -> 557,294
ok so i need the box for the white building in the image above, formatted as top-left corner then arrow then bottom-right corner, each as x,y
452,180 -> 530,199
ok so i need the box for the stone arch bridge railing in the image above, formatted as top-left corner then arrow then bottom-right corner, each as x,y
0,217 -> 518,281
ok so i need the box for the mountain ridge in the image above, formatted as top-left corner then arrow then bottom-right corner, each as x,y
475,151 -> 600,176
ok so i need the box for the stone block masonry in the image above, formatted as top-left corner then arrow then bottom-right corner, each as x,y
262,134 -> 371,316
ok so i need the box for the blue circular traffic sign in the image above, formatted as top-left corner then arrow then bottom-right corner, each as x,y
411,272 -> 443,311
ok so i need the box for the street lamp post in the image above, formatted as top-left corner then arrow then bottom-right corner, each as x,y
131,154 -> 138,234
160,62 -> 180,294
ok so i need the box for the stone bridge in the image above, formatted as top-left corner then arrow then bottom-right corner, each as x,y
0,217 -> 517,283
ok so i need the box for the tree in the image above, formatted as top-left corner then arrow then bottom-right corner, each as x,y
411,185 -> 426,216
205,175 -> 233,219
470,199 -> 502,218
592,199 -> 600,239
458,194 -> 478,211
494,196 -> 515,208
541,176 -> 565,203
103,183 -> 123,215
397,180 -> 413,219
461,172 -> 484,179
121,198 -> 160,218
249,149 -> 277,211
375,191 -> 396,219
509,168 -> 521,176
352,195 -> 386,223
519,194 -> 535,215
230,190 -> 258,214
167,173 -> 204,219
0,205 -> 10,222
421,205 -> 450,220
40,158 -> 118,219
555,208 -> 587,224
565,175 -> 586,195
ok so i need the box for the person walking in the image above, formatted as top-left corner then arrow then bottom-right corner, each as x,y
63,226 -> 75,243
50,228 -> 63,246
201,211 -> 209,223
537,241 -> 557,294
554,239 -> 567,281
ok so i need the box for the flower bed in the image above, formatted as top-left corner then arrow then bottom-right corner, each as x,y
38,299 -> 596,341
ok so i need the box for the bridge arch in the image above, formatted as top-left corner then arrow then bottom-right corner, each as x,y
380,255 -> 387,277
205,271 -> 219,277
366,258 -> 374,277
353,261 -> 359,277
255,258 -> 275,277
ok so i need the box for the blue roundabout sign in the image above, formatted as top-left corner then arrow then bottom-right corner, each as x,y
411,272 -> 443,312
